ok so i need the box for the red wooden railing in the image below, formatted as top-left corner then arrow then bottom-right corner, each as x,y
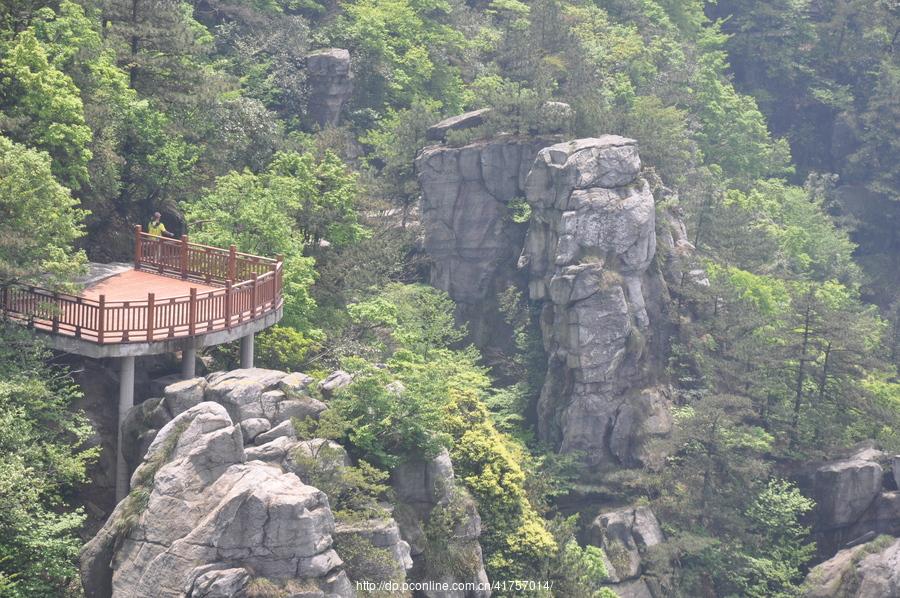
0,227 -> 283,344
134,226 -> 277,284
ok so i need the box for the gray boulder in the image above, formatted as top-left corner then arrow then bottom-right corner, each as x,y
392,449 -> 455,515
426,108 -> 491,141
391,451 -> 490,597
319,370 -> 353,396
813,455 -> 884,528
185,566 -> 250,598
239,418 -> 271,443
588,506 -> 664,582
334,518 -> 413,580
205,368 -> 289,422
306,49 -> 352,128
612,579 -> 654,598
162,377 -> 207,416
894,455 -> 900,489
254,419 -> 296,445
80,402 -> 349,598
803,536 -> 900,598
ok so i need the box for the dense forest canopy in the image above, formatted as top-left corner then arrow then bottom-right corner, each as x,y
0,0 -> 898,596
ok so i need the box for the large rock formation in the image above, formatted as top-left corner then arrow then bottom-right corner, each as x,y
306,49 -> 352,128
520,137 -> 673,468
81,402 -> 351,598
84,369 -> 437,597
391,451 -> 491,597
587,505 -> 669,597
803,535 -> 900,598
802,446 -> 900,557
417,133 -> 675,468
416,136 -> 554,348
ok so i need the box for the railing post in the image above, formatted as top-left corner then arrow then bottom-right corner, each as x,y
122,301 -> 130,342
228,245 -> 237,282
188,288 -> 197,336
180,235 -> 189,279
224,281 -> 232,328
157,236 -> 164,274
134,225 -> 143,269
146,292 -> 155,341
51,291 -> 60,333
269,262 -> 278,308
250,273 -> 258,318
98,294 -> 106,344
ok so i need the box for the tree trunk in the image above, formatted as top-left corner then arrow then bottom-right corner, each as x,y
790,304 -> 812,446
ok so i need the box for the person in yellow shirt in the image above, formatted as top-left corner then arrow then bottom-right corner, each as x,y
148,212 -> 174,237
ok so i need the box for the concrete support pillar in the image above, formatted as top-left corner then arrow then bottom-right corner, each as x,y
116,355 -> 135,502
181,343 -> 196,379
240,333 -> 254,368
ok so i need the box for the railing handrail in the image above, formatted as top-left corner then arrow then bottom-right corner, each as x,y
0,229 -> 284,345
137,231 -> 278,265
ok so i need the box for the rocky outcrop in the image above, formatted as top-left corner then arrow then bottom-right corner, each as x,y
426,109 -> 491,142
416,136 -> 555,348
588,506 -> 663,582
417,131 -> 676,468
81,402 -> 351,598
803,535 -> 900,598
391,450 -> 491,597
803,446 -> 900,557
84,368 -> 436,597
520,137 -> 673,468
306,48 -> 352,128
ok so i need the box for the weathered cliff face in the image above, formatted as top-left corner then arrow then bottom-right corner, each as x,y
521,137 -> 673,469
418,135 -> 675,469
416,137 -> 554,348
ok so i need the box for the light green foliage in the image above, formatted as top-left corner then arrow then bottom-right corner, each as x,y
739,479 -> 815,598
654,395 -> 816,597
544,515 -> 615,598
348,283 -> 465,358
290,437 -> 391,521
689,29 -> 792,186
331,357 -> 454,468
445,386 -> 557,581
267,150 -> 365,248
0,28 -> 92,188
0,326 -> 98,597
722,179 -> 858,280
255,326 -> 321,372
707,265 -> 790,316
422,490 -> 484,580
331,282 -> 560,584
186,150 -> 361,253
333,533 -> 402,595
185,150 -> 361,330
0,134 -> 87,284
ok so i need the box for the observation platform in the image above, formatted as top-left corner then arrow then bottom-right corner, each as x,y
0,226 -> 284,499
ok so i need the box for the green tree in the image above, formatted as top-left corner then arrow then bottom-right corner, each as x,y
0,325 -> 98,597
329,0 -> 468,114
0,135 -> 87,284
0,28 -> 92,188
